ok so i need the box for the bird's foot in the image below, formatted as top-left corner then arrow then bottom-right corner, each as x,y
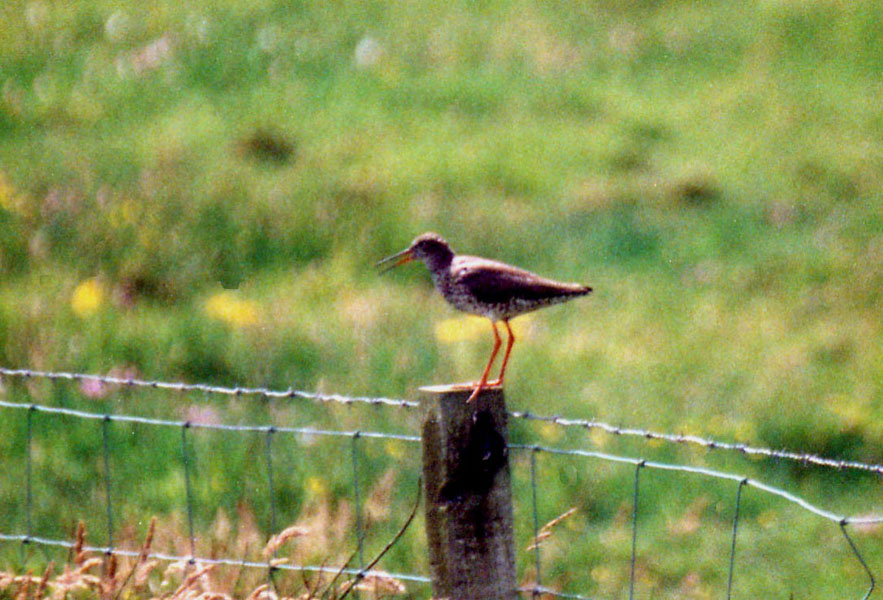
465,379 -> 503,403
462,379 -> 503,388
466,383 -> 484,403
446,381 -> 480,392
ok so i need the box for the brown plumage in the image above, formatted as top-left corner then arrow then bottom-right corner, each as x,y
377,232 -> 592,402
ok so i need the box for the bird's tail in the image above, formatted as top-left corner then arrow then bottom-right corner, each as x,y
566,283 -> 592,296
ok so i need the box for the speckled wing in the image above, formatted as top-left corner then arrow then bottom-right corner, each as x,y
454,257 -> 591,306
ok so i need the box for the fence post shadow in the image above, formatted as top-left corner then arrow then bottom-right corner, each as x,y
420,384 -> 518,600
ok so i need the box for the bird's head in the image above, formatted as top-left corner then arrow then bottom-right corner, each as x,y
376,232 -> 454,273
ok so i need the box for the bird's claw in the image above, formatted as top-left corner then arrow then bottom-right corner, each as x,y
466,380 -> 486,403
466,380 -> 505,403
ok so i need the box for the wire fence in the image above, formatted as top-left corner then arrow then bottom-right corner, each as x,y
1,367 -> 881,599
5,367 -> 882,475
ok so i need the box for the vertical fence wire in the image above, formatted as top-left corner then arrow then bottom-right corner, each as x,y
629,461 -> 645,600
22,405 -> 35,563
530,446 -> 542,596
1,373 -> 882,600
101,416 -> 115,553
840,521 -> 876,600
265,426 -> 278,593
351,431 -> 365,570
265,428 -> 279,537
726,478 -> 748,600
181,422 -> 197,563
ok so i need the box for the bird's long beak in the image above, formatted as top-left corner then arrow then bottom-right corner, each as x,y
376,248 -> 414,273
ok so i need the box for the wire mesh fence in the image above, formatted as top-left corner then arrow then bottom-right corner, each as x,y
1,367 -> 881,599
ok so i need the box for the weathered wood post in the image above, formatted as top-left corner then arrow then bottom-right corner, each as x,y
420,384 -> 518,600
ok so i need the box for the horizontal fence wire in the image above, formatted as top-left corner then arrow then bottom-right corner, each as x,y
0,399 -> 421,442
3,366 -> 882,475
508,444 -> 883,526
0,532 -> 432,585
3,399 -> 877,526
515,441 -> 879,600
3,398 -> 881,597
2,367 -> 882,600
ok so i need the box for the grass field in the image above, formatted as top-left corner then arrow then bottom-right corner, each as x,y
1,0 -> 882,597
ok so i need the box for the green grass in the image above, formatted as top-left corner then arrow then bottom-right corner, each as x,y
1,0 -> 882,597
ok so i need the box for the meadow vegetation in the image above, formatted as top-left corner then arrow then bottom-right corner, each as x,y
1,0 -> 881,597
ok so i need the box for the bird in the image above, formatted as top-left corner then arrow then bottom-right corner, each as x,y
377,232 -> 592,402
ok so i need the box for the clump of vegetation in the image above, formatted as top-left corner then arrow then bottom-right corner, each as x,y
1,510 -> 415,600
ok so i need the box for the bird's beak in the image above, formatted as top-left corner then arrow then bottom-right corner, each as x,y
376,248 -> 414,273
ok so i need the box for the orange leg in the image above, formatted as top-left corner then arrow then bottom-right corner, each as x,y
489,319 -> 515,386
467,320 -> 502,403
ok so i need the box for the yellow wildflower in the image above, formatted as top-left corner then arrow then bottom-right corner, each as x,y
0,172 -> 28,216
305,476 -> 327,498
434,314 -> 531,344
384,439 -> 404,459
539,421 -> 563,443
204,291 -> 260,327
71,278 -> 105,318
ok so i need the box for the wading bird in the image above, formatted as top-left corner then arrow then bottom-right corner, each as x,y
377,232 -> 591,402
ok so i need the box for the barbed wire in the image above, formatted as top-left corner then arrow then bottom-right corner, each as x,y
2,366 -> 882,476
1,390 -> 429,598
509,410 -> 883,476
511,443 -> 883,526
1,393 -> 880,599
0,367 -> 419,409
518,442 -> 878,600
3,397 -> 878,527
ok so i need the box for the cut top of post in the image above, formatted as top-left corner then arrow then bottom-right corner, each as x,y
418,385 -> 508,433
418,382 -> 502,394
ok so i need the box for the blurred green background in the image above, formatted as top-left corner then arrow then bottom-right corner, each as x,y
1,0 -> 881,597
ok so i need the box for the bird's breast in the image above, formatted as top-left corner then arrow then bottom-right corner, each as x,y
432,269 -> 500,319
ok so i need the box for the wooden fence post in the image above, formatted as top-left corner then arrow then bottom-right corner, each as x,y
420,384 -> 518,600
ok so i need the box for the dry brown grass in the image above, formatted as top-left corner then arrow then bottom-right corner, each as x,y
1,486 -> 417,600
262,526 -> 310,559
525,507 -> 578,553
